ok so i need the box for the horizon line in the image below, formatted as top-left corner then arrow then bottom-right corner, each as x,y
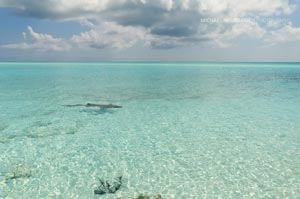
1,61 -> 300,64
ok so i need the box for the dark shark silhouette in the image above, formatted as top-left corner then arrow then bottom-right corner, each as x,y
63,103 -> 122,109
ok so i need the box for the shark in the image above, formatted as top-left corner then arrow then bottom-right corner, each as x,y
63,103 -> 122,109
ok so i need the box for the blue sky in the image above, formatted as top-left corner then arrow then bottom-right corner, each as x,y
0,0 -> 299,62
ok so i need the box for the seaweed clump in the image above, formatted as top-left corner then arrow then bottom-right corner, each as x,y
94,176 -> 122,195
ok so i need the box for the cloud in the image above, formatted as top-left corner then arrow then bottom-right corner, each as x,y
1,26 -> 70,51
0,0 -> 111,19
211,21 -> 267,47
264,24 -> 300,45
0,0 -> 299,51
0,0 -> 296,20
78,19 -> 95,28
71,22 -> 149,49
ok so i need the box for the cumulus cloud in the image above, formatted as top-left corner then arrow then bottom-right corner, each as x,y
264,24 -> 300,45
0,0 -> 296,19
2,26 -> 70,51
211,21 -> 267,47
71,22 -> 149,49
78,19 -> 95,28
0,0 -> 299,51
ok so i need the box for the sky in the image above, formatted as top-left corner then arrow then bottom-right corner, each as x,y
0,0 -> 299,62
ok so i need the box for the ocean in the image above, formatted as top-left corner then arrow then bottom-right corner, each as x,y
0,62 -> 299,198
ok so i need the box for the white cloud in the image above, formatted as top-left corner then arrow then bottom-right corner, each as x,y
71,22 -> 149,49
264,24 -> 300,45
212,21 -> 267,47
226,0 -> 296,16
2,26 -> 70,52
0,0 -> 296,19
0,0 -> 299,51
78,19 -> 95,28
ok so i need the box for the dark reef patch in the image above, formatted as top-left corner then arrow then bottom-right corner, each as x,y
94,176 -> 122,195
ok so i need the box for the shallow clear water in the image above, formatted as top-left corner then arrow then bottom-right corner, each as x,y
0,62 -> 299,199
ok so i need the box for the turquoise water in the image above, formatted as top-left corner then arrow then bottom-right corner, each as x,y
0,62 -> 299,199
